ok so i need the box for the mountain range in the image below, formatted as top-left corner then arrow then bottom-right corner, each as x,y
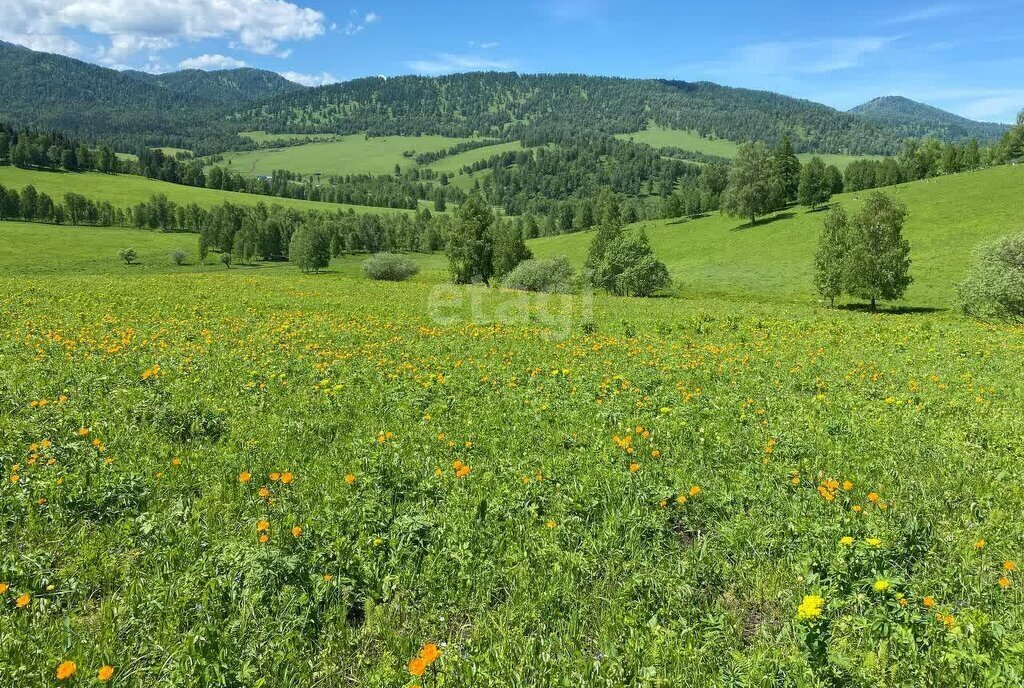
0,40 -> 1011,157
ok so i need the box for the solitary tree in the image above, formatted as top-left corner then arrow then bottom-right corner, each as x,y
844,192 -> 912,310
289,225 -> 331,273
584,188 -> 624,280
722,141 -> 785,226
119,248 -> 137,265
798,156 -> 832,210
813,206 -> 850,306
446,193 -> 495,285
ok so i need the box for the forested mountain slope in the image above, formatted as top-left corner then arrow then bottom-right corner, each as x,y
849,96 -> 1008,141
124,68 -> 304,106
240,72 -> 915,154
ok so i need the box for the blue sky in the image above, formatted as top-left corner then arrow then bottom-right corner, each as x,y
2,0 -> 1022,122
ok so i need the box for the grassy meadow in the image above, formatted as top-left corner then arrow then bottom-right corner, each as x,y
0,166 -> 412,215
618,124 -> 884,170
1,163 -> 1023,686
216,134 -> 474,177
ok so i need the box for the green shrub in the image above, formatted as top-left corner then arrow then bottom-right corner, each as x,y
957,233 -> 1024,322
171,249 -> 187,266
503,257 -> 575,293
362,253 -> 420,282
119,248 -> 137,265
596,230 -> 672,297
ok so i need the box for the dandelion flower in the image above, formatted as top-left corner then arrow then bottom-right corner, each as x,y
629,462 -> 640,473
974,539 -> 986,550
258,487 -> 271,498
280,472 -> 294,484
998,576 -> 1011,589
16,593 -> 30,608
98,665 -> 114,682
1004,560 -> 1017,572
259,534 -> 269,544
239,471 -> 252,484
420,643 -> 441,665
797,595 -> 824,620
839,536 -> 855,547
0,583 -> 7,594
545,520 -> 557,529
866,537 -> 882,547
269,472 -> 281,482
344,473 -> 356,485
923,596 -> 935,607
689,485 -> 701,497
872,580 -> 890,592
408,657 -> 426,677
291,525 -> 303,538
56,661 -> 77,681
867,492 -> 880,503
257,520 -> 270,532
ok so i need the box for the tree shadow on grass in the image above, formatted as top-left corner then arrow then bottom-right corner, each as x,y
836,303 -> 947,315
730,212 -> 795,232
666,213 -> 710,226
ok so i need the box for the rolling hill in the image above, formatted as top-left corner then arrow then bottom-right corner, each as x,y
529,164 -> 1024,306
0,41 -> 299,154
849,96 -> 1009,141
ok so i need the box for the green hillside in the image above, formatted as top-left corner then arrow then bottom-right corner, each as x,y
850,96 -> 1009,141
529,165 -> 1024,306
217,134 -> 473,177
617,124 -> 883,170
0,167 -> 411,215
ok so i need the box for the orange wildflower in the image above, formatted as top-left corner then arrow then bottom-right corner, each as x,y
280,472 -> 294,484
408,657 -> 426,677
56,661 -> 77,681
98,665 -> 114,682
239,471 -> 252,484
16,593 -> 30,608
344,473 -> 356,485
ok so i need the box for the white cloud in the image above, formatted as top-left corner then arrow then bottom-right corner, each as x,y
0,0 -> 326,59
884,3 -> 967,25
408,53 -> 517,76
469,41 -> 500,49
700,36 -> 897,78
279,70 -> 340,87
342,10 -> 380,36
179,53 -> 247,70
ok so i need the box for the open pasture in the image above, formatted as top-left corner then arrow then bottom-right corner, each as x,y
1,266 -> 1022,686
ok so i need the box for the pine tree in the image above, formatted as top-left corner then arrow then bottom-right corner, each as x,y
585,188 -> 624,280
773,136 -> 802,201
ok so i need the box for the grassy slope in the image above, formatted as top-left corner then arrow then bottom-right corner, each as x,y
217,134 -> 473,177
0,167 -> 410,215
426,142 -> 527,174
530,165 -> 1024,307
617,124 -> 883,170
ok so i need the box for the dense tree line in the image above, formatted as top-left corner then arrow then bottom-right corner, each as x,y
459,137 -> 703,215
843,138 -> 990,192
414,138 -> 503,166
0,122 -> 119,173
0,183 -> 127,226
